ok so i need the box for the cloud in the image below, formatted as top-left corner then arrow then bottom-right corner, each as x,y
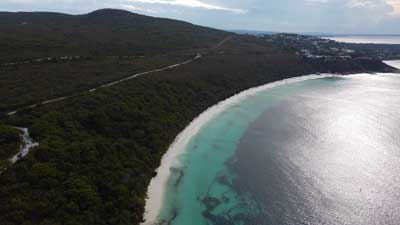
0,0 -> 246,14
304,0 -> 329,4
385,0 -> 400,15
344,0 -> 400,16
126,0 -> 247,13
303,0 -> 400,17
0,0 -> 399,33
120,4 -> 158,13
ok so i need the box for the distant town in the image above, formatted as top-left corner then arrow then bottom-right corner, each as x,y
263,33 -> 400,61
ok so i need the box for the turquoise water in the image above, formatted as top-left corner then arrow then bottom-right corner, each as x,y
156,79 -> 328,224
156,74 -> 400,225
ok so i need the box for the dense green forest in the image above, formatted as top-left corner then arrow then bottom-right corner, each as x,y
0,124 -> 21,171
0,9 -> 397,225
0,54 -> 190,112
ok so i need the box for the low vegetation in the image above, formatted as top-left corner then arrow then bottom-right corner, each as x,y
0,55 -> 191,112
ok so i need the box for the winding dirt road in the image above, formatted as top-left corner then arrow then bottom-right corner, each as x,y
6,53 -> 203,116
6,35 -> 234,116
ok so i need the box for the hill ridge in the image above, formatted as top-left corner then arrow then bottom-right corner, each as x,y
0,8 -> 228,62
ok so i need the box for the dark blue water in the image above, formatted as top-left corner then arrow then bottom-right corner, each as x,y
154,74 -> 400,225
231,75 -> 400,225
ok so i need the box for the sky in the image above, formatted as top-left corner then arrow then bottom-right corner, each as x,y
1,0 -> 400,34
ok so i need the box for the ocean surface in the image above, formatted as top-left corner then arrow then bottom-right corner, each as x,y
324,36 -> 400,44
156,73 -> 400,225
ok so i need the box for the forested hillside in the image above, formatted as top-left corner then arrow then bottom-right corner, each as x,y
0,9 -> 228,112
0,35 -> 315,225
0,9 -> 227,62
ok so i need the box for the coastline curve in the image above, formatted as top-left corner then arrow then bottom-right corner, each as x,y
141,73 -> 343,225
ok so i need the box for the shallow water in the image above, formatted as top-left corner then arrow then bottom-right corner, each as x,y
156,73 -> 400,225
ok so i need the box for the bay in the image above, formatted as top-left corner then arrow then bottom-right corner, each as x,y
154,73 -> 400,225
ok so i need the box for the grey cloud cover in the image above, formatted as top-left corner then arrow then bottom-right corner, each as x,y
0,0 -> 399,34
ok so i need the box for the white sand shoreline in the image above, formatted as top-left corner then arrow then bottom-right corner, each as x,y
383,60 -> 400,70
141,73 -> 354,225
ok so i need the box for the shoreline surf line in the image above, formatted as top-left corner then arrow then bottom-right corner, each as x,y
141,73 -> 344,225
